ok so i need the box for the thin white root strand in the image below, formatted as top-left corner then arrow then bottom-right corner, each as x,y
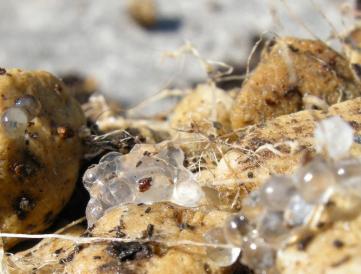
162,41 -> 233,82
127,88 -> 186,117
303,94 -> 329,111
255,143 -> 284,156
255,140 -> 300,156
0,233 -> 237,249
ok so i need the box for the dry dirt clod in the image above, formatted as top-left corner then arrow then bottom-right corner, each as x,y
230,37 -> 361,129
0,69 -> 85,249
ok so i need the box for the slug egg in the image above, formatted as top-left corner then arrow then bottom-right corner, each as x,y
1,107 -> 29,137
15,95 -> 41,119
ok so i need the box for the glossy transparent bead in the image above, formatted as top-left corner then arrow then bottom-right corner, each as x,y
294,158 -> 336,203
83,166 -> 100,189
242,190 -> 263,220
100,159 -> 123,180
1,107 -> 29,137
224,214 -> 250,246
204,228 -> 241,267
83,167 -> 97,184
171,179 -> 204,207
99,151 -> 122,163
244,190 -> 261,207
15,95 -> 41,119
158,146 -> 185,167
258,211 -> 288,244
314,116 -> 353,160
284,194 -> 313,227
334,158 -> 361,192
100,177 -> 135,206
175,169 -> 193,184
86,198 -> 104,227
260,176 -> 295,211
241,236 -> 275,271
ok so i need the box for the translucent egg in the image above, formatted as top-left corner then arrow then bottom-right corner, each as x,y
241,236 -> 275,271
99,151 -> 122,163
258,211 -> 288,244
171,179 -> 204,207
101,177 -> 135,206
99,159 -> 123,180
242,190 -> 263,220
1,107 -> 29,137
83,166 -> 100,189
260,176 -> 295,211
86,198 -> 104,227
83,167 -> 98,186
204,227 -> 241,267
243,190 -> 261,207
294,158 -> 336,203
284,194 -> 313,227
314,116 -> 353,160
224,214 -> 250,246
15,95 -> 41,119
334,158 -> 361,192
158,146 -> 185,167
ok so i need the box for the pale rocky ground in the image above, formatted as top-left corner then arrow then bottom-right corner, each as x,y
0,0 -> 355,108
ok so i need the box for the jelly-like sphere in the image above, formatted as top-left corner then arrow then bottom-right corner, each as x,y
15,95 -> 41,119
1,107 -> 29,137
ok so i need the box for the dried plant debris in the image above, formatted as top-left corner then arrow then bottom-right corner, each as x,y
230,37 -> 361,129
169,83 -> 236,173
80,94 -> 171,163
170,83 -> 233,136
82,127 -> 146,159
82,94 -> 123,124
0,69 -> 85,249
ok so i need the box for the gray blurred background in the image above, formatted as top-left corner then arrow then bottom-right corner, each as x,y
0,0 -> 355,107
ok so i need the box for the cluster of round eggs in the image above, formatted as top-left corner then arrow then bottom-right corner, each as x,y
1,95 -> 41,137
204,155 -> 361,271
83,142 -> 204,226
203,116 -> 361,272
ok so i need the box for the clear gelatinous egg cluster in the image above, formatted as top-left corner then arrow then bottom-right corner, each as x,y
1,95 -> 41,137
83,143 -> 204,226
204,116 -> 361,272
